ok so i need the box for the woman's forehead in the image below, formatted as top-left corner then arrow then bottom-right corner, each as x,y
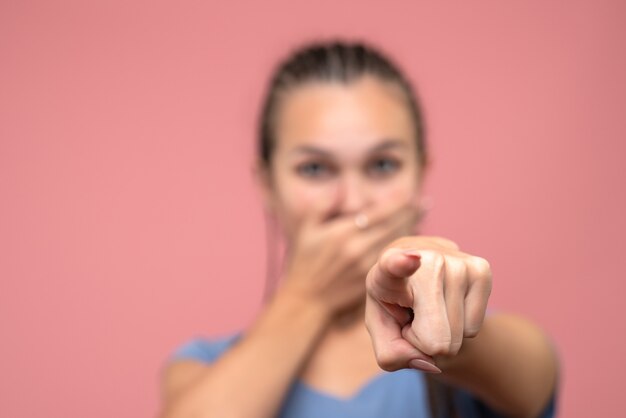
274,76 -> 416,154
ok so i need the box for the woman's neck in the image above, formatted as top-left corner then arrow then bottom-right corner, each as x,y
329,301 -> 366,333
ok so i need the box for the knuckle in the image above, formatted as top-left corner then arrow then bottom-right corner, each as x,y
449,341 -> 463,355
376,347 -> 402,372
464,316 -> 486,338
463,327 -> 480,338
414,327 -> 453,356
422,339 -> 452,356
426,252 -> 446,284
471,256 -> 492,277
422,250 -> 445,271
431,252 -> 446,269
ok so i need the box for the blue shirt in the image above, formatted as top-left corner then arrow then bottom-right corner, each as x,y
169,332 -> 556,418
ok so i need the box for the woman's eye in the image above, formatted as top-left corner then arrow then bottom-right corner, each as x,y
367,158 -> 400,177
296,162 -> 332,179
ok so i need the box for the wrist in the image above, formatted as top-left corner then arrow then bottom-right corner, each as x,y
276,281 -> 333,327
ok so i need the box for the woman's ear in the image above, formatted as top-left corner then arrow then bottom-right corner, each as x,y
252,161 -> 276,214
415,155 -> 431,192
419,154 -> 432,179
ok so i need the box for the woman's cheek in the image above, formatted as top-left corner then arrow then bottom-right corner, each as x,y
373,176 -> 419,208
279,181 -> 336,234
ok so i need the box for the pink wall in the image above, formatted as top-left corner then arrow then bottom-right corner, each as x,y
1,1 -> 624,417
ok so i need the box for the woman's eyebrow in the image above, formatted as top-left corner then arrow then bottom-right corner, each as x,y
290,145 -> 332,157
290,139 -> 406,156
369,139 -> 408,152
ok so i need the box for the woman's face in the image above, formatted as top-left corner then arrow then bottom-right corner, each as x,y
262,75 -> 424,239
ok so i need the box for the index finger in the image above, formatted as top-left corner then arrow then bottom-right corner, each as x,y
366,247 -> 422,309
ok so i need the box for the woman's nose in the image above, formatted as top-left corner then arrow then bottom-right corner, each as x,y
337,173 -> 370,215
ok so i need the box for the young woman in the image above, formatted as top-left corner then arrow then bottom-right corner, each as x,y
159,41 -> 558,418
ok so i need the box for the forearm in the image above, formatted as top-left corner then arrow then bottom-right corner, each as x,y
162,284 -> 332,418
435,313 -> 558,418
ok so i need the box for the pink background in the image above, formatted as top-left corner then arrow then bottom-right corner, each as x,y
1,1 -> 625,417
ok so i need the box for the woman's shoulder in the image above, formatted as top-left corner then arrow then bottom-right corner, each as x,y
453,386 -> 557,418
168,330 -> 243,364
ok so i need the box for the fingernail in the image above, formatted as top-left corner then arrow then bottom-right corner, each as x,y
409,359 -> 442,374
401,248 -> 420,256
401,249 -> 421,263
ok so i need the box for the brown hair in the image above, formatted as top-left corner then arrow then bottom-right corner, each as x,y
257,40 -> 428,168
